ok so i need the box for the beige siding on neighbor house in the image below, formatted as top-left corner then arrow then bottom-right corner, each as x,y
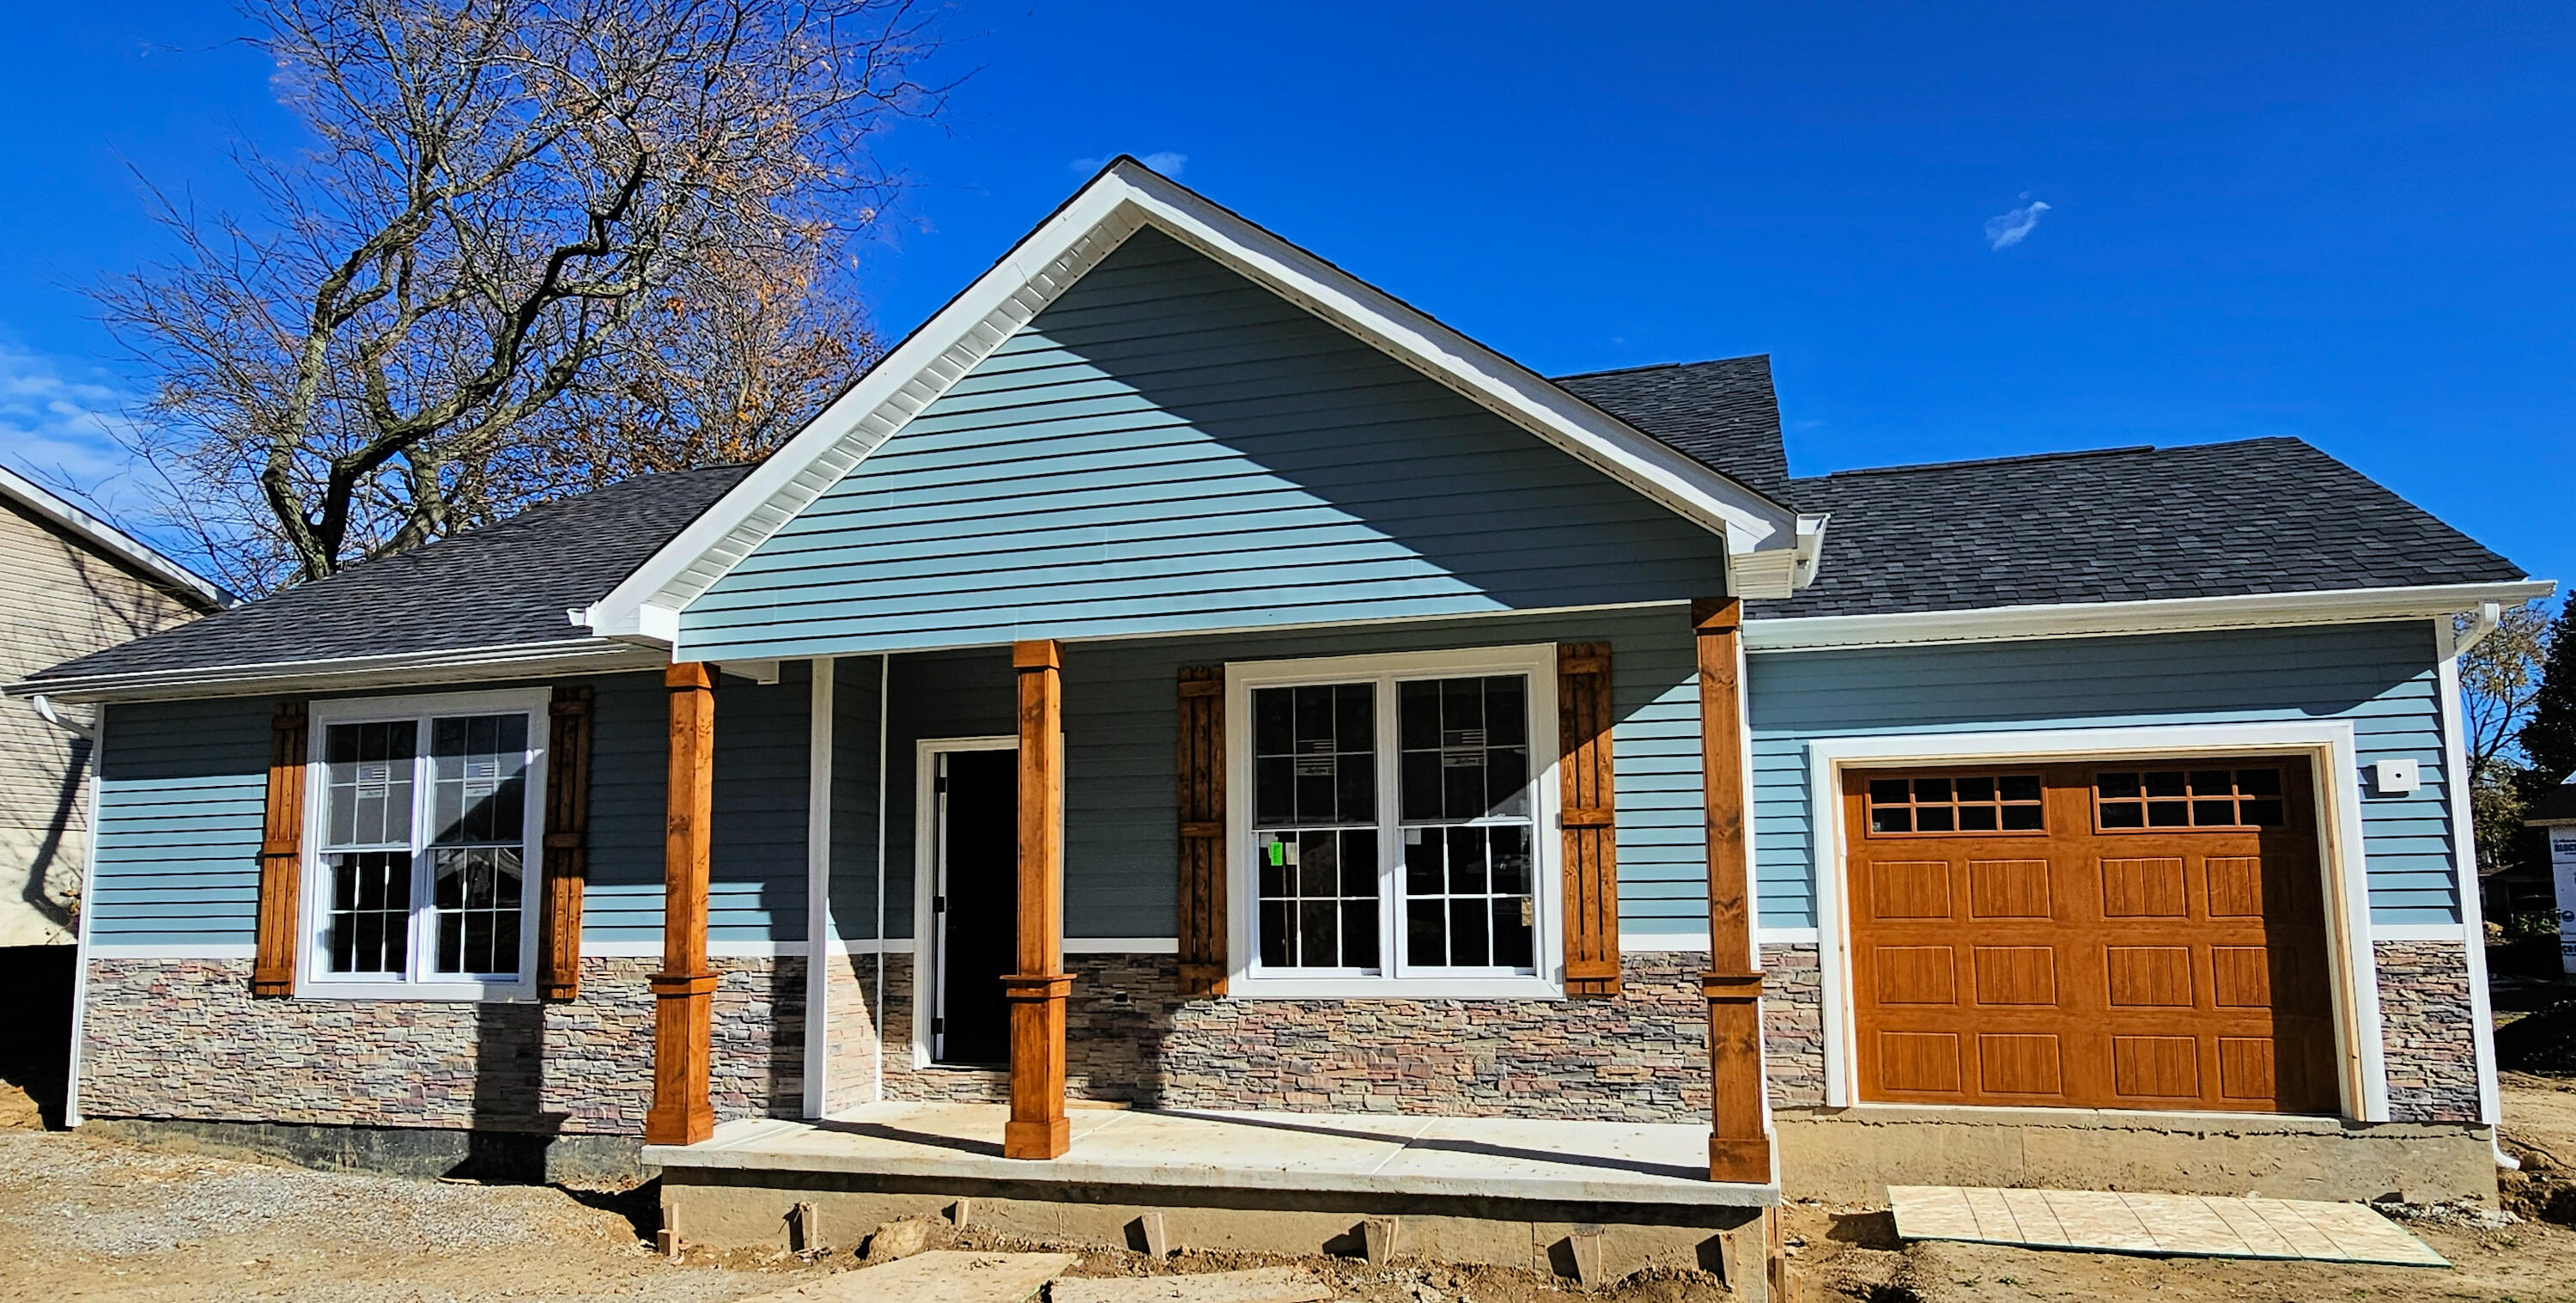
0,499 -> 207,947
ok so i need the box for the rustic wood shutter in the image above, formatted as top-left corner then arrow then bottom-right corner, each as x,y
1176,666 -> 1227,996
539,684 -> 595,1001
251,699 -> 309,998
1558,643 -> 1621,996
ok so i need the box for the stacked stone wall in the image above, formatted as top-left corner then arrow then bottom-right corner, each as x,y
80,956 -> 800,1134
2373,939 -> 2482,1123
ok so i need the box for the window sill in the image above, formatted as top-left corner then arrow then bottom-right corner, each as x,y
1226,975 -> 1564,1001
293,978 -> 538,1002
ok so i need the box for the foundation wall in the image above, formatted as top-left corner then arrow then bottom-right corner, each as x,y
1775,1105 -> 2496,1203
657,1167 -> 1771,1284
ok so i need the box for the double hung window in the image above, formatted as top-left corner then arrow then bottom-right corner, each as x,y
1230,647 -> 1560,997
303,690 -> 547,999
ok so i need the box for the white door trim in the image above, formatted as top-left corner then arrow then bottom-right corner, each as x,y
1803,721 -> 2390,1123
911,734 -> 1018,1069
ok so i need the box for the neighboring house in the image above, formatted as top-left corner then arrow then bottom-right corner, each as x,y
7,162 -> 2551,1268
0,465 -> 226,1128
0,466 -> 228,947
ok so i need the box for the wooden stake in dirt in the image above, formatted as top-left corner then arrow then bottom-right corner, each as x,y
1136,1210 -> 1172,1260
1565,1228 -> 1605,1288
1361,1217 -> 1399,1266
791,1203 -> 821,1253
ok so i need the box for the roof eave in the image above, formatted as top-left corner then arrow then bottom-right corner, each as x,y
8,636 -> 671,704
1742,580 -> 2558,653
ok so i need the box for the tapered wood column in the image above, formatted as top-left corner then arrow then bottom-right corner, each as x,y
647,663 -> 719,1147
1694,598 -> 1773,1184
1005,639 -> 1072,1160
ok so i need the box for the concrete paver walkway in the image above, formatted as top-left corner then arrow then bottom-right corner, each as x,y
1890,1185 -> 2446,1267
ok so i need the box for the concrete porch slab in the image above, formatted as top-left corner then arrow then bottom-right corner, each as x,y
648,1103 -> 1775,1209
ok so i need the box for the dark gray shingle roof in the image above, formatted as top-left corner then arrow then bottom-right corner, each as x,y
1553,356 -> 1791,499
27,464 -> 752,682
1753,437 -> 2526,618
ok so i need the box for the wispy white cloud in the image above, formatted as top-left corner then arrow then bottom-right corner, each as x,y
0,338 -> 144,501
1983,197 -> 2051,251
1069,150 -> 1188,179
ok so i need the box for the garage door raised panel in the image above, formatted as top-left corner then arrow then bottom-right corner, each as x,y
1845,758 -> 2338,1115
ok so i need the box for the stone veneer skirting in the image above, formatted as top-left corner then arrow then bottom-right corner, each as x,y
78,939 -> 2479,1135
79,956 -> 803,1135
2372,939 -> 2481,1123
869,947 -> 1825,1123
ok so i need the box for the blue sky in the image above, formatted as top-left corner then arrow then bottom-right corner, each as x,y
0,2 -> 2567,594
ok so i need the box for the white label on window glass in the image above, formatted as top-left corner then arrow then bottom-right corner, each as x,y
1404,827 -> 1424,844
358,763 -> 391,797
1293,757 -> 1334,776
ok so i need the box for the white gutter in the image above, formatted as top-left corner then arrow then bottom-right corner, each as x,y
1745,581 -> 2558,653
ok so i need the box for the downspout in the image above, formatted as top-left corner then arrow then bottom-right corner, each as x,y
29,695 -> 94,741
2438,603 -> 2515,1169
873,653 -> 891,1102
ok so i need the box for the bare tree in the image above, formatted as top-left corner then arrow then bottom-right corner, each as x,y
2459,600 -> 2553,875
99,0 -> 944,592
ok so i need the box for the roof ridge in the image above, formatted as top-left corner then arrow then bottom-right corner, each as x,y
1813,443 -> 2159,480
1550,353 -> 1768,382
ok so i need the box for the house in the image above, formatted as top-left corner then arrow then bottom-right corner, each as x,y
0,465 -> 228,1119
7,160 -> 2549,1279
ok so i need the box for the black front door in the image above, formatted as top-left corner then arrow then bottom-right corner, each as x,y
935,747 -> 1017,1066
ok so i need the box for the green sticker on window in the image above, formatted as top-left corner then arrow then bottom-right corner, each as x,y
1265,838 -> 1286,868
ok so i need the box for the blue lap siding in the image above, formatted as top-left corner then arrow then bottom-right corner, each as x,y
1747,621 -> 2463,929
866,608 -> 1713,943
90,669 -> 814,952
677,228 -> 1735,661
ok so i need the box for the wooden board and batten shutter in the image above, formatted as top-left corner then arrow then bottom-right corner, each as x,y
540,684 -> 596,1001
251,699 -> 309,998
1176,666 -> 1227,996
1558,642 -> 1621,996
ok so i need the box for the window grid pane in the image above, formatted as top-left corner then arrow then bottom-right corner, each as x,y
325,850 -> 411,974
1252,683 -> 1380,971
324,721 -> 416,849
1864,772 -> 2044,837
1396,675 -> 1536,973
2095,768 -> 2287,831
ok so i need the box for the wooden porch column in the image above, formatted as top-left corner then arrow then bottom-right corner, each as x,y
646,662 -> 719,1147
1694,598 -> 1773,1184
1004,639 -> 1072,1160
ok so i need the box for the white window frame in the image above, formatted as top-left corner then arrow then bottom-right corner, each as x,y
1224,644 -> 1564,999
297,687 -> 550,1002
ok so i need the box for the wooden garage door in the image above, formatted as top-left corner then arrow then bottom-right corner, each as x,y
1845,759 -> 2339,1114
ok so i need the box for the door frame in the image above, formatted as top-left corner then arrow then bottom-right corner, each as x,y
912,734 -> 1018,1069
1803,722 -> 2389,1122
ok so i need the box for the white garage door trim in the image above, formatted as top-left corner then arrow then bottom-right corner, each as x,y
1803,722 -> 2389,1123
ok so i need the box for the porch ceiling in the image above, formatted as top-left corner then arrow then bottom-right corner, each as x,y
648,1103 -> 1777,1208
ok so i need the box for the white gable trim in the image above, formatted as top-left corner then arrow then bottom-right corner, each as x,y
581,160 -> 1810,644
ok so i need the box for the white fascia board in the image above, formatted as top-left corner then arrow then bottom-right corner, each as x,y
0,464 -> 234,610
5,636 -> 669,703
1742,580 -> 2558,654
580,160 -> 1806,638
